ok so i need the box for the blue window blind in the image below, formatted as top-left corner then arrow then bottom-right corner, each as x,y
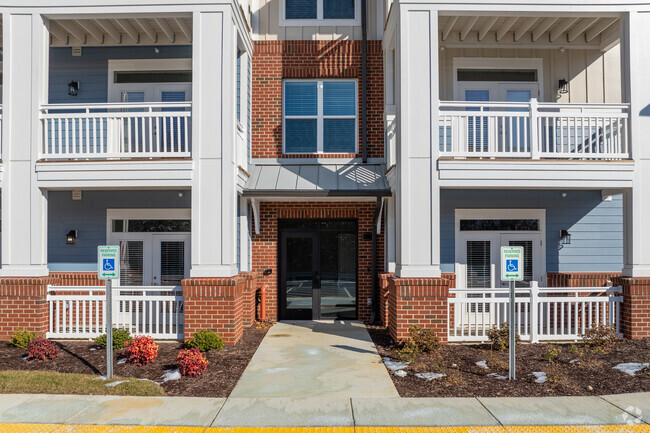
286,0 -> 317,19
323,82 -> 355,116
285,119 -> 318,153
162,91 -> 187,151
236,50 -> 242,122
285,82 -> 317,115
465,90 -> 489,152
324,119 -> 355,152
324,0 -> 355,19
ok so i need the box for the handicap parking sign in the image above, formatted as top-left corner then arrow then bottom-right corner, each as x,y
506,259 -> 518,273
501,246 -> 523,281
103,258 -> 115,271
98,246 -> 120,280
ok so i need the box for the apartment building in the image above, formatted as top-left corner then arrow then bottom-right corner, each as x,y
0,0 -> 648,345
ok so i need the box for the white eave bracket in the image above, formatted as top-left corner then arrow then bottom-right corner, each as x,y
251,198 -> 260,235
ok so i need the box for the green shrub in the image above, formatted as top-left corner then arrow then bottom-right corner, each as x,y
94,329 -> 133,350
487,323 -> 520,351
9,329 -> 41,349
185,329 -> 224,352
398,325 -> 440,362
581,324 -> 621,352
544,344 -> 562,363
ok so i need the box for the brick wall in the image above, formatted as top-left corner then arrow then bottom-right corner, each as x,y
182,277 -> 246,345
0,277 -> 56,340
547,272 -> 620,288
252,40 -> 384,159
612,277 -> 650,339
387,277 -> 451,343
252,201 -> 384,321
378,272 -> 393,326
240,271 -> 259,326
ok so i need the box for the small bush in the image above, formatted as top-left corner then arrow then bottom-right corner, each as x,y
544,345 -> 562,363
398,325 -> 440,361
177,348 -> 209,376
581,324 -> 621,352
27,337 -> 59,361
9,329 -> 41,349
487,323 -> 520,351
568,344 -> 579,355
94,329 -> 133,350
123,336 -> 158,366
185,329 -> 224,352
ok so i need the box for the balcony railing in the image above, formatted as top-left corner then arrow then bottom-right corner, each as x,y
439,100 -> 630,160
40,102 -> 192,160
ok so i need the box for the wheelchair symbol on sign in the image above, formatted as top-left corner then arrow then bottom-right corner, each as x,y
103,259 -> 115,271
506,260 -> 518,273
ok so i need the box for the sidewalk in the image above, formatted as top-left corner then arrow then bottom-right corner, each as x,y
1,392 -> 649,429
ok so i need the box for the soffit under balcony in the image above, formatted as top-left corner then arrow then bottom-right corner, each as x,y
47,16 -> 193,47
439,15 -> 621,51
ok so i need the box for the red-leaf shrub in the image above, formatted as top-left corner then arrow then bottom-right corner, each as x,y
27,337 -> 59,361
177,348 -> 209,376
123,335 -> 158,366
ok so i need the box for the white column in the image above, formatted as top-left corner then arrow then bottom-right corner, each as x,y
621,11 -> 650,277
1,13 -> 49,277
385,196 -> 396,273
239,196 -> 251,272
190,9 -> 239,278
394,5 -> 440,278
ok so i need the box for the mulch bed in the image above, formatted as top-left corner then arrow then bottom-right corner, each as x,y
0,323 -> 270,398
368,325 -> 650,398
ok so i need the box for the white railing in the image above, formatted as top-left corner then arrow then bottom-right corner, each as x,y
46,285 -> 184,340
439,100 -> 630,160
40,102 -> 192,160
448,282 -> 622,343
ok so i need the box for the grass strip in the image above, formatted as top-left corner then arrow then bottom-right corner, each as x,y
0,370 -> 165,396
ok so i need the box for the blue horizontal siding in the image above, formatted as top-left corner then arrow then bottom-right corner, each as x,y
49,45 -> 191,104
48,190 -> 191,270
440,190 -> 623,273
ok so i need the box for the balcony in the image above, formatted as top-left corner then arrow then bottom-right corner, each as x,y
40,102 -> 191,160
439,100 -> 630,160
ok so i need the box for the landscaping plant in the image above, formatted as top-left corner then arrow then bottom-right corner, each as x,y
486,323 -> 520,351
581,324 -> 621,352
123,335 -> 158,366
94,328 -> 132,350
9,328 -> 42,349
177,347 -> 209,376
544,344 -> 562,363
26,337 -> 59,361
185,329 -> 224,352
398,325 -> 440,361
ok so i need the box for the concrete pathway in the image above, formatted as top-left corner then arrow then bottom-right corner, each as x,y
229,320 -> 399,398
1,393 -> 650,428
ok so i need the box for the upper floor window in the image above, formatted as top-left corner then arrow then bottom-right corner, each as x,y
283,80 -> 357,154
282,0 -> 359,25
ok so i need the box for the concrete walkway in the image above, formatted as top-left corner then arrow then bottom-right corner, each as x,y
229,320 -> 399,398
1,392 -> 650,428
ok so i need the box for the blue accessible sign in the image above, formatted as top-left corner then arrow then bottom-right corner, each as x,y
97,246 -> 120,280
501,246 -> 523,281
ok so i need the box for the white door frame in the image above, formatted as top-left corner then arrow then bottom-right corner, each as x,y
108,59 -> 192,103
454,209 -> 546,289
153,233 -> 191,286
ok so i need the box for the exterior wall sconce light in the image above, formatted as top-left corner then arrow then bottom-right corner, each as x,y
560,229 -> 571,245
558,79 -> 569,94
66,230 -> 78,244
68,81 -> 80,96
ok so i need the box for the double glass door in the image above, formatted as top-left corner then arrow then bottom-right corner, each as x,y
279,220 -> 357,320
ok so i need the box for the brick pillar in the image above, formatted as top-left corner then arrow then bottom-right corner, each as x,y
0,277 -> 56,340
387,277 -> 450,344
49,272 -> 103,287
613,277 -> 650,339
182,276 -> 246,345
240,272 -> 259,326
378,273 -> 394,326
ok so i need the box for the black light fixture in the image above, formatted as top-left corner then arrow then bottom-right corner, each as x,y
558,79 -> 569,94
560,229 -> 571,245
66,230 -> 78,245
68,81 -> 80,96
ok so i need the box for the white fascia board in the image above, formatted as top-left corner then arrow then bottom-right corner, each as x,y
403,2 -> 641,12
437,160 -> 635,189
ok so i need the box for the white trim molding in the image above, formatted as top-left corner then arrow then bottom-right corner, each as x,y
279,0 -> 361,27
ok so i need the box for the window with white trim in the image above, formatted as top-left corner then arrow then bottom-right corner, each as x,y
282,0 -> 359,25
283,80 -> 357,154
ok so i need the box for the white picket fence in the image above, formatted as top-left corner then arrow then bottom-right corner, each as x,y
46,285 -> 184,340
448,282 -> 623,343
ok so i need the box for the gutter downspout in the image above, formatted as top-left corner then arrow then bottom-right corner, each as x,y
370,196 -> 381,323
361,0 -> 368,163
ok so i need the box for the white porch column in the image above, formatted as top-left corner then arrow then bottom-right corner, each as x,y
394,5 -> 440,278
385,196 -> 396,273
1,13 -> 49,277
190,9 -> 239,277
621,10 -> 650,277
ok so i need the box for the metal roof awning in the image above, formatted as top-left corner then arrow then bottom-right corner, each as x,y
242,164 -> 391,198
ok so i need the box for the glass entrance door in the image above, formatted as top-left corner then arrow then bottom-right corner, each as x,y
279,220 -> 357,320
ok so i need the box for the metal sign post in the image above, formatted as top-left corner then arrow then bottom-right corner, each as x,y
500,246 -> 524,381
98,245 -> 120,380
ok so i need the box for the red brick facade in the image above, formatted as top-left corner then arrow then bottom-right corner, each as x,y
182,277 -> 246,345
252,40 -> 384,159
547,272 -> 620,288
378,272 -> 394,326
252,201 -> 383,322
0,277 -> 56,340
386,277 -> 452,343
612,277 -> 650,339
